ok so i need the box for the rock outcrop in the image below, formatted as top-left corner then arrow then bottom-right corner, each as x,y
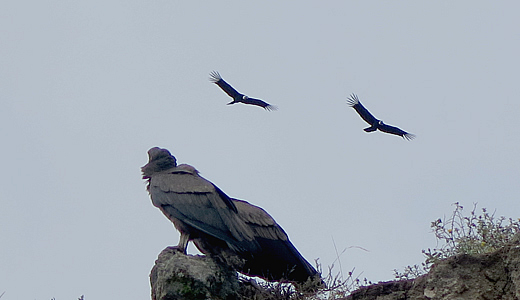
150,247 -> 240,300
150,244 -> 520,299
347,244 -> 520,300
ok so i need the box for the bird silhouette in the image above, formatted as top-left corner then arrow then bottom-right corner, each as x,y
209,71 -> 277,111
347,93 -> 415,140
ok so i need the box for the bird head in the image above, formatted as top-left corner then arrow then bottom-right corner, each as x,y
141,147 -> 177,178
242,95 -> 249,100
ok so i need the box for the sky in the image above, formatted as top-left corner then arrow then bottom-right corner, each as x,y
1,1 -> 520,299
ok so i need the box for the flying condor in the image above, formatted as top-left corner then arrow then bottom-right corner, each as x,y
209,71 -> 277,111
347,93 -> 415,140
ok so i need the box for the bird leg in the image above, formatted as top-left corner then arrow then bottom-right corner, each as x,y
171,233 -> 190,254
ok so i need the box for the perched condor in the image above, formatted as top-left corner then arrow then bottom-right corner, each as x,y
347,94 -> 415,140
142,147 -> 319,284
209,71 -> 277,111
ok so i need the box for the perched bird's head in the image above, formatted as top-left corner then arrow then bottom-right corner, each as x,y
242,95 -> 249,100
141,147 -> 177,179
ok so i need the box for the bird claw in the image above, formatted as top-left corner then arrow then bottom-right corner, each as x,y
166,246 -> 187,254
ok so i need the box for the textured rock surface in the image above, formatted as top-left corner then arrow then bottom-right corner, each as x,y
150,244 -> 520,299
347,245 -> 520,300
150,247 -> 240,300
149,247 -> 321,300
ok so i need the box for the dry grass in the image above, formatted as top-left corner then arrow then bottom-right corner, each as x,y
237,257 -> 370,300
394,202 -> 520,280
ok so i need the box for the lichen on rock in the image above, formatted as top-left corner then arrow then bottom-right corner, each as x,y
150,247 -> 240,300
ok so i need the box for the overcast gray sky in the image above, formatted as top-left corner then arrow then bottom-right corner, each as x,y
2,1 -> 520,299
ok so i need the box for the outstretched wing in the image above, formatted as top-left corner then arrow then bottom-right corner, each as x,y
378,123 -> 416,140
209,71 -> 242,99
149,171 -> 259,253
243,97 -> 277,111
347,94 -> 378,125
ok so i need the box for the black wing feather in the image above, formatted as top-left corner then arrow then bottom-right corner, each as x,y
379,123 -> 416,140
151,191 -> 236,244
149,171 -> 260,253
347,94 -> 378,125
231,199 -> 319,282
209,71 -> 242,99
244,97 -> 277,111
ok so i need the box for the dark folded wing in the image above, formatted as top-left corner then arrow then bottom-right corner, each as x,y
347,94 -> 378,125
232,199 -> 319,282
209,71 -> 242,99
149,173 -> 259,252
232,199 -> 287,241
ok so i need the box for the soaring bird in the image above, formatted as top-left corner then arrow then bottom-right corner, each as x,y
142,147 -> 318,283
209,71 -> 277,111
347,94 -> 415,140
